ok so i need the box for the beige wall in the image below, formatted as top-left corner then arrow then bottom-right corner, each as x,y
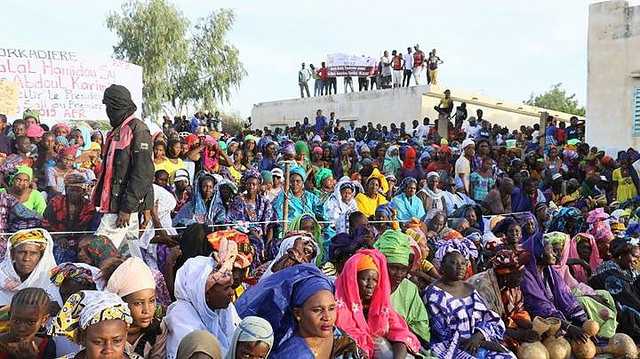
251,85 -> 581,132
587,0 -> 640,151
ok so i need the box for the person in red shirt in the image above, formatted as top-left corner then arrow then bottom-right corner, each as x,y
555,121 -> 567,145
412,44 -> 426,85
317,62 -> 329,95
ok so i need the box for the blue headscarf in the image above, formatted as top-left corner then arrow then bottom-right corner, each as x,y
290,166 -> 307,182
235,264 -> 333,353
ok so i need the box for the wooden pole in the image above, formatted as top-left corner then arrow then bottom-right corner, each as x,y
539,111 -> 549,150
282,161 -> 291,233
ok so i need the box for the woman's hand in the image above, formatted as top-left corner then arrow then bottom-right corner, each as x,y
459,331 -> 484,354
566,324 -> 589,343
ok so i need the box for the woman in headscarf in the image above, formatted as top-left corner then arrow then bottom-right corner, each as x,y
425,250 -> 516,358
566,233 -> 602,282
236,264 -> 363,358
589,237 -> 640,341
165,256 -> 240,358
5,165 -> 46,216
295,140 -> 311,172
241,135 -> 259,167
174,174 -> 237,227
374,230 -> 431,344
0,228 -> 58,305
154,139 -> 185,183
519,231 -> 590,343
287,214 -> 323,263
313,167 -> 336,204
544,232 -> 618,338
225,316 -> 274,359
391,177 -> 425,222
176,330 -> 222,359
432,230 -> 479,278
398,146 -> 422,181
355,174 -> 388,218
207,229 -> 255,302
468,250 -> 539,352
51,290 -> 139,359
228,169 -> 275,247
34,131 -> 57,189
258,140 -> 277,172
335,249 -> 421,358
273,166 -> 323,223
323,178 -> 359,238
332,143 -> 356,179
102,257 -> 167,358
383,145 -> 402,178
260,232 -> 319,281
45,146 -> 95,196
417,172 -> 446,220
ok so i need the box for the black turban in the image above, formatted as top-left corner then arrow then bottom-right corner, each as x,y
102,84 -> 137,128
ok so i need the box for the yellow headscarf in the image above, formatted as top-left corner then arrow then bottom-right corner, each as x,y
9,228 -> 47,248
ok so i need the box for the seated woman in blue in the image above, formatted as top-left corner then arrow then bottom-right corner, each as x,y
390,177 -> 425,222
235,264 -> 364,358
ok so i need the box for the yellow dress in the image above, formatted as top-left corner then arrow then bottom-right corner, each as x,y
154,158 -> 185,183
355,192 -> 388,217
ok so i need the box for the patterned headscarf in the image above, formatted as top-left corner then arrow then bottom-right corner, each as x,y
50,263 -> 96,288
208,229 -> 253,269
9,228 -> 48,249
50,290 -> 132,343
490,250 -> 525,275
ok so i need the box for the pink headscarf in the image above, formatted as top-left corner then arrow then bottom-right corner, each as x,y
203,136 -> 219,171
568,233 -> 602,283
551,232 -> 597,296
334,249 -> 420,358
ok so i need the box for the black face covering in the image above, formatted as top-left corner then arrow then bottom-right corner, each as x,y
102,84 -> 137,128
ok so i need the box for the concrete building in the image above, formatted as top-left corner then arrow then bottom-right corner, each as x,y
587,0 -> 640,151
251,85 -> 581,131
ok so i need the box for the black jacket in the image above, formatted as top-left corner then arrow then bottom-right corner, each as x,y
94,118 -> 154,213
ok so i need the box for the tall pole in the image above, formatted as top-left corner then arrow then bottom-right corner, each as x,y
282,161 -> 291,233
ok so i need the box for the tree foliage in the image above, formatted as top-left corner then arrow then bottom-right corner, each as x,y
525,83 -> 585,116
106,0 -> 246,117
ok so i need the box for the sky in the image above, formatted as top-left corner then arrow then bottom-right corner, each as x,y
3,0 -> 634,118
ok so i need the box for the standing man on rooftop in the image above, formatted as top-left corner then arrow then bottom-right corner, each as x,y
412,44 -> 426,85
298,62 -> 312,98
403,47 -> 413,87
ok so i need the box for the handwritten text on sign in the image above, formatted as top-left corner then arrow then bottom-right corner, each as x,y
0,47 -> 142,125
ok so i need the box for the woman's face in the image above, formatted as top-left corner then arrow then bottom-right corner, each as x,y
619,246 -> 640,270
42,134 -> 55,151
234,149 -> 244,162
124,288 -> 156,330
235,341 -> 271,359
200,179 -> 215,200
71,130 -> 84,147
404,181 -> 417,197
465,210 -> 477,226
357,269 -> 378,304
430,215 -> 446,233
542,243 -> 557,266
551,243 -> 563,264
322,176 -> 336,191
246,141 -> 256,151
246,177 -> 259,196
60,153 -> 75,170
340,187 -> 354,203
83,319 -> 128,359
265,144 -> 275,156
168,142 -> 182,159
12,173 -> 31,193
205,281 -> 234,310
153,144 -> 166,160
290,174 -> 304,195
576,240 -> 592,261
366,179 -> 380,196
54,127 -> 69,138
441,252 -> 467,281
506,224 -> 522,244
300,218 -> 316,234
427,177 -> 439,190
294,290 -> 336,339
377,147 -> 386,158
387,263 -> 409,292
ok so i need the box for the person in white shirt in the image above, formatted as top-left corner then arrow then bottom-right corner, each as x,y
403,47 -> 413,87
455,138 -> 475,193
298,62 -> 312,98
462,117 -> 481,139
415,117 -> 431,140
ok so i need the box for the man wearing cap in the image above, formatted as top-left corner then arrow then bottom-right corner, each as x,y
265,168 -> 284,202
93,84 -> 154,253
455,138 -> 475,193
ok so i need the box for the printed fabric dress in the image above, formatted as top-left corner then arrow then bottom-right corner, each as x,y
424,284 -> 516,359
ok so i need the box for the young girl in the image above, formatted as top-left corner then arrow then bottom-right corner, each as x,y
0,288 -> 56,359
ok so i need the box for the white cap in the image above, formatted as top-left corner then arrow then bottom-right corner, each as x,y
174,169 -> 190,184
271,168 -> 283,178
461,138 -> 475,150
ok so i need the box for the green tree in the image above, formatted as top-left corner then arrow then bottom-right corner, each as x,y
106,0 -> 246,117
525,83 -> 585,116
106,0 -> 189,116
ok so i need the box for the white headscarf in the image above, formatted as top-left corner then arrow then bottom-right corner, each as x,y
225,316 -> 275,359
0,228 -> 58,305
165,256 -> 240,359
323,177 -> 359,234
259,233 -> 319,282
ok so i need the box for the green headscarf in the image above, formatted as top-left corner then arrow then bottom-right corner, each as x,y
374,229 -> 411,266
543,231 -> 568,247
12,165 -> 33,183
288,213 -> 324,264
261,170 -> 273,184
314,168 -> 333,189
295,141 -> 310,160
